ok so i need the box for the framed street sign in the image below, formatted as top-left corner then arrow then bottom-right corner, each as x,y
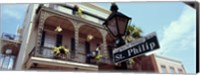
113,32 -> 160,63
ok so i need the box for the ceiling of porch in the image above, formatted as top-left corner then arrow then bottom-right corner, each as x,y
44,16 -> 74,32
79,25 -> 103,41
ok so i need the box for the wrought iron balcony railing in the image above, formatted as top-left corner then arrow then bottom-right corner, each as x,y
36,4 -> 106,25
29,46 -> 98,65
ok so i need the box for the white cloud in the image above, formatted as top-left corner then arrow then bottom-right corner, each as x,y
145,5 -> 196,56
156,5 -> 196,55
1,4 -> 28,20
3,9 -> 21,20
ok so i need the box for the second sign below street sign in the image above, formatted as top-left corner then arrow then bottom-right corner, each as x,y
113,32 -> 160,63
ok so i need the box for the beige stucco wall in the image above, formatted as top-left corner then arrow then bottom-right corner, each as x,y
26,24 -> 37,55
15,4 -> 40,70
155,56 -> 186,73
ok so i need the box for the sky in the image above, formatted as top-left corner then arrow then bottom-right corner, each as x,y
0,4 -> 28,35
0,2 -> 196,73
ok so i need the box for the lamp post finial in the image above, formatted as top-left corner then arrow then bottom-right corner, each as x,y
110,3 -> 118,12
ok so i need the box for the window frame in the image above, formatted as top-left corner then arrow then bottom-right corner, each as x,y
0,54 -> 15,70
160,65 -> 167,73
178,68 -> 183,73
169,66 -> 175,73
43,32 -> 57,48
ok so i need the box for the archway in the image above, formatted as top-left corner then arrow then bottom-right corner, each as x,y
40,15 -> 75,58
78,25 -> 103,64
1,43 -> 20,70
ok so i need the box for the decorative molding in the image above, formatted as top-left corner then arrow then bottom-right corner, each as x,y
35,11 -> 51,56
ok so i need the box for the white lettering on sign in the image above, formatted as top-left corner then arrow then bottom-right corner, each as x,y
126,42 -> 156,58
150,42 -> 155,50
115,54 -> 125,62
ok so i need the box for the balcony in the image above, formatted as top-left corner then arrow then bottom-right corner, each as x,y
25,4 -> 111,70
1,33 -> 21,43
55,4 -> 107,24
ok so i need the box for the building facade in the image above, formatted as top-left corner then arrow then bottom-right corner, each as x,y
123,54 -> 186,73
14,3 -> 116,71
0,3 -> 186,73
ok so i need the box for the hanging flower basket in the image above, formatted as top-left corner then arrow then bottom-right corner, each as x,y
53,46 -> 69,60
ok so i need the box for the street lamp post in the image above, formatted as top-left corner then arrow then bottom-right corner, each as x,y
104,3 -> 131,70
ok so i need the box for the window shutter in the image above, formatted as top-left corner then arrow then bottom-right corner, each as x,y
70,38 -> 75,58
108,46 -> 113,59
85,41 -> 90,63
56,34 -> 62,47
41,31 -> 45,47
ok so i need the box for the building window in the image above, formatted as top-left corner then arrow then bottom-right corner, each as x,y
49,4 -> 58,9
169,67 -> 175,73
42,32 -> 56,57
178,68 -> 183,73
161,65 -> 167,73
76,41 -> 86,63
0,54 -> 15,70
70,38 -> 75,58
85,41 -> 91,64
107,45 -> 113,59
44,33 -> 56,48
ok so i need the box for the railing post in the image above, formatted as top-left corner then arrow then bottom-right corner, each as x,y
101,30 -> 110,64
74,23 -> 80,59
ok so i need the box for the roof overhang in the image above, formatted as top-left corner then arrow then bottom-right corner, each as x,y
26,56 -> 98,71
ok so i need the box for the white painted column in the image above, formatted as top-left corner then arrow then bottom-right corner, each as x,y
71,20 -> 82,61
15,4 -> 34,70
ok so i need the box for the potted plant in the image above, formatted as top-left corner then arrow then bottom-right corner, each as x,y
53,46 -> 69,60
95,54 -> 103,61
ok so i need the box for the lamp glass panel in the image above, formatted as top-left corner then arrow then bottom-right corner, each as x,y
107,17 -> 118,36
117,16 -> 128,35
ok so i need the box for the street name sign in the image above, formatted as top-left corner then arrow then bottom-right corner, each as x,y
113,32 -> 160,63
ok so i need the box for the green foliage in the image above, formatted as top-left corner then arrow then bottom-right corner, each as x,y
53,46 -> 69,55
126,25 -> 142,38
125,25 -> 143,65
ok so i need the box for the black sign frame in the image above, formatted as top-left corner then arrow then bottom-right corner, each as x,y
113,32 -> 160,63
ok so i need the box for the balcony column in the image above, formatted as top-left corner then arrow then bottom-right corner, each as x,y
72,20 -> 82,59
100,30 -> 110,64
35,11 -> 50,56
